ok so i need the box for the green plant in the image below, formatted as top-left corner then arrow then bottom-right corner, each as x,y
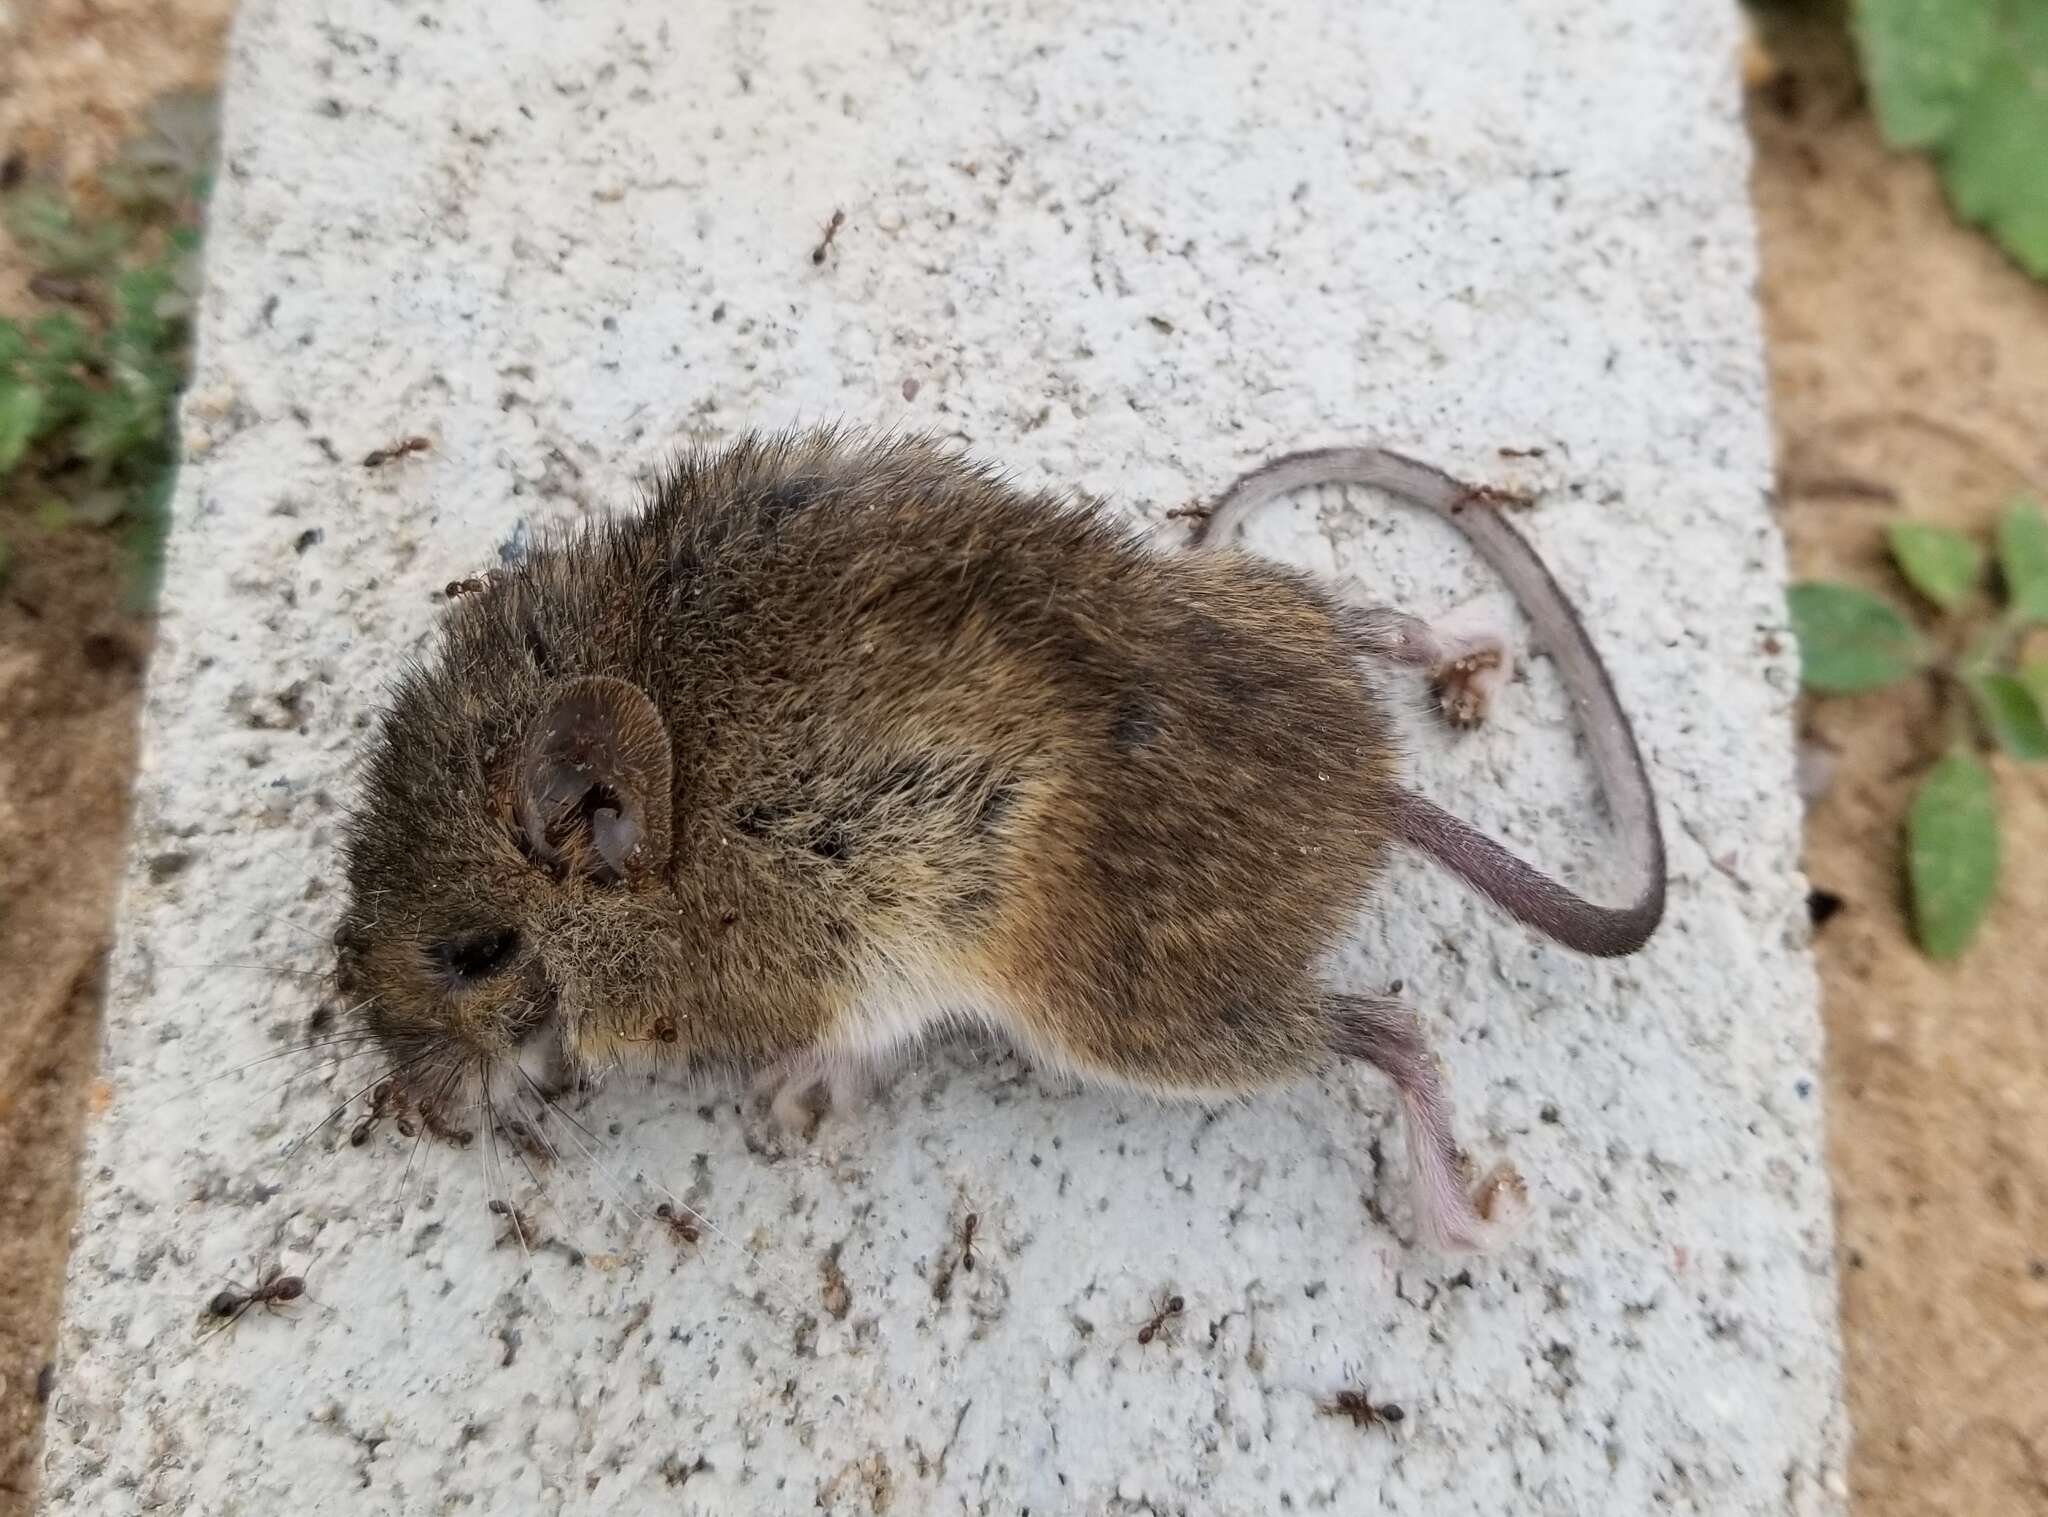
1851,0 -> 2048,278
0,89 -> 216,607
1789,496 -> 2048,959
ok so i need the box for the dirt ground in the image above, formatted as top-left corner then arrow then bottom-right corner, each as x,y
0,2 -> 237,1508
1748,11 -> 2048,1513
0,4 -> 2043,1513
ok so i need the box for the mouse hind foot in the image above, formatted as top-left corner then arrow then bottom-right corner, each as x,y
1338,600 -> 1514,729
1325,993 -> 1527,1253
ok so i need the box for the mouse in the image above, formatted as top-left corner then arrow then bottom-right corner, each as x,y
334,426 -> 1666,1252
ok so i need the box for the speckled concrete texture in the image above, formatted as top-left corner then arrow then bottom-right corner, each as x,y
39,1 -> 1845,1512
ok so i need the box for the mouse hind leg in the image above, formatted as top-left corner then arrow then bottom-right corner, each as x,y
993,984 -> 1522,1253
1323,993 -> 1525,1252
1339,603 -> 1513,728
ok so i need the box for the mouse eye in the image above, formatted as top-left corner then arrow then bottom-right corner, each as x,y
431,927 -> 520,986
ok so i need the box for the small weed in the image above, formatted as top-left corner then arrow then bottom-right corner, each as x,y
1789,496 -> 2048,959
1850,0 -> 2048,281
0,90 -> 218,604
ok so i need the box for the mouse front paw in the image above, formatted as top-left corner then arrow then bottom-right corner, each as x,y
751,1055 -> 872,1139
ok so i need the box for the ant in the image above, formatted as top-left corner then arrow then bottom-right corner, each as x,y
350,1080 -> 394,1147
420,1102 -> 474,1147
361,435 -> 431,468
500,1117 -> 555,1168
1323,1387 -> 1406,1432
958,1212 -> 980,1273
1136,1292 -> 1185,1346
204,1268 -> 305,1333
655,1202 -> 701,1245
810,208 -> 845,265
488,1198 -> 535,1250
444,573 -> 494,600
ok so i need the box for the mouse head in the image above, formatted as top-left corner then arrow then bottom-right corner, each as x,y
336,663 -> 688,1111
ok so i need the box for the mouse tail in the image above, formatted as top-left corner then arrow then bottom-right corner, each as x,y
1193,445 -> 1667,956
1390,788 -> 1663,957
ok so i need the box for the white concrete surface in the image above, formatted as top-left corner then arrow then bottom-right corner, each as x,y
40,1 -> 1846,1512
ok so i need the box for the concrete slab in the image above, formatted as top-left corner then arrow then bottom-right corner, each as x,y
39,0 -> 1846,1512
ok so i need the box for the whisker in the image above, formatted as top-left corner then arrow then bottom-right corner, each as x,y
481,1077 -> 534,1264
167,962 -> 333,982
282,1046 -> 440,1165
395,1056 -> 465,1219
494,1082 -> 557,1211
142,1032 -> 390,1118
258,910 -> 330,945
512,1072 -> 649,1228
513,1070 -> 802,1312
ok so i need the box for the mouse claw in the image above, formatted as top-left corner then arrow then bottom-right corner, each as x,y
1430,650 -> 1507,728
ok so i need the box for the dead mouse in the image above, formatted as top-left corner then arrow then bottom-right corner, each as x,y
335,428 -> 1665,1251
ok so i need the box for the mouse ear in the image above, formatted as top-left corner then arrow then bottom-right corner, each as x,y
517,676 -> 673,887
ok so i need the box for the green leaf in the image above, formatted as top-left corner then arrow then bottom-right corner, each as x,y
1938,5 -> 2048,279
1907,752 -> 1999,958
0,376 -> 42,475
27,311 -> 89,370
1966,671 -> 2048,759
1788,582 -> 1924,693
2021,660 -> 2048,715
1999,496 -> 2048,619
0,187 -> 126,275
1853,0 -> 2000,149
1887,521 -> 1984,610
77,384 -> 161,470
1853,0 -> 2048,280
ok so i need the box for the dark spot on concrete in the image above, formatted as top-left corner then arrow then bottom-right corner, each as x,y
294,528 -> 323,553
148,851 -> 194,884
35,1363 -> 54,1403
661,1453 -> 710,1488
1539,1103 -> 1561,1124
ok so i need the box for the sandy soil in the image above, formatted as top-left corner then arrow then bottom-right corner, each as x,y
0,3 -> 2042,1512
1747,12 -> 2048,1514
0,3 -> 237,1508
